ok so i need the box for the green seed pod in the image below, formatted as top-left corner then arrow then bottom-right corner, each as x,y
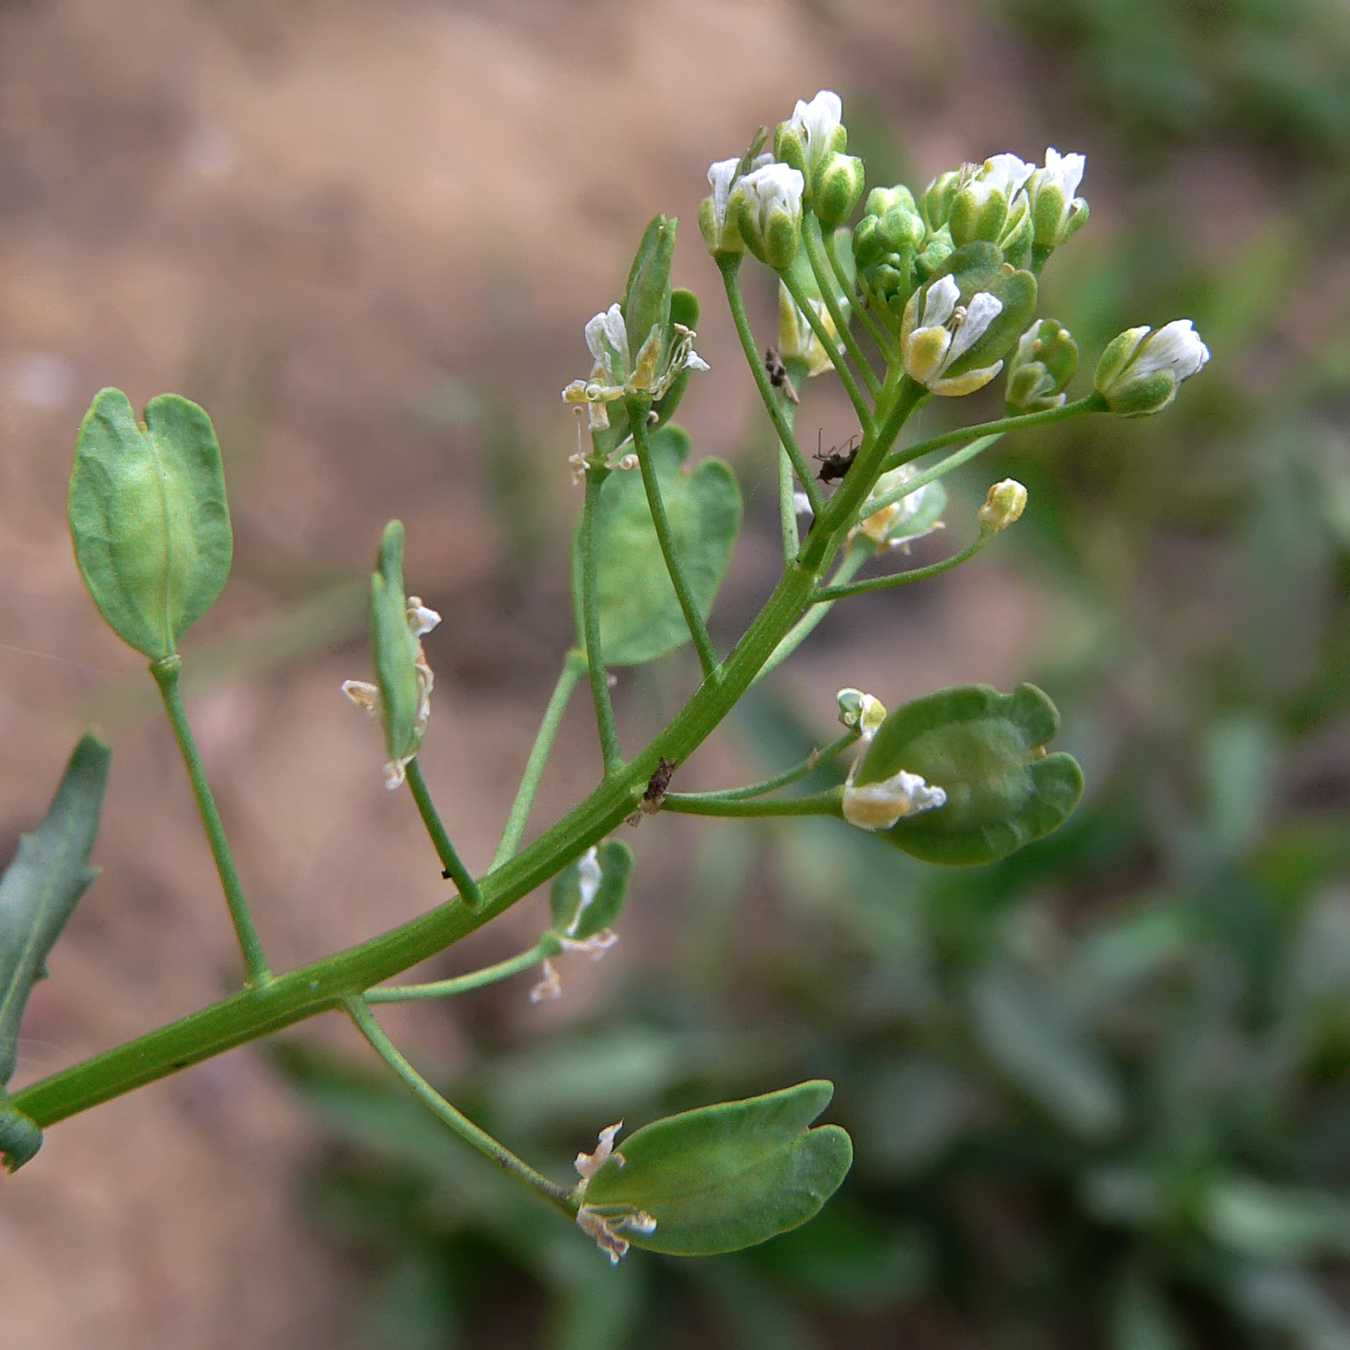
550,841 -> 634,941
370,522 -> 425,779
851,683 -> 1083,865
622,215 -> 676,375
68,388 -> 233,660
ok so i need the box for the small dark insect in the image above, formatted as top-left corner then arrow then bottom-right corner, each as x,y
627,757 -> 676,826
816,432 -> 860,484
764,347 -> 800,405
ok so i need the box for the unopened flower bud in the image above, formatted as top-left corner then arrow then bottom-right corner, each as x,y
837,687 -> 887,738
979,479 -> 1028,533
700,155 -> 768,258
814,153 -> 866,227
921,169 -> 964,231
1005,319 -> 1078,413
1094,320 -> 1209,416
731,163 -> 805,271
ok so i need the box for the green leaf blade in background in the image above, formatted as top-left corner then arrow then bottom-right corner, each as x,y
68,388 -> 233,660
581,1080 -> 853,1256
575,425 -> 742,666
0,734 -> 112,1170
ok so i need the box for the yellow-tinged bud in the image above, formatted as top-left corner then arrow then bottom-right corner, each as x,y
979,479 -> 1028,533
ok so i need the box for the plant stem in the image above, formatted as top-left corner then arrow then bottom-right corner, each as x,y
779,267 -> 875,435
344,996 -> 575,1213
366,935 -> 562,1003
404,759 -> 483,909
864,433 -> 1004,519
491,651 -> 587,868
812,534 -> 991,603
881,396 -> 1100,474
777,399 -> 801,565
628,399 -> 720,679
752,540 -> 871,686
803,216 -> 881,399
578,465 -> 625,776
718,258 -> 824,520
829,232 -> 894,360
666,731 -> 858,803
151,657 -> 270,988
14,375 -> 934,1133
661,786 -> 844,818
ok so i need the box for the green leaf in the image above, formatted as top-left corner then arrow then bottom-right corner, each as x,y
550,841 -> 633,941
854,682 -> 1084,865
581,1080 -> 853,1256
1201,1178 -> 1350,1262
0,734 -> 111,1169
69,388 -> 232,659
575,425 -> 741,666
370,521 -> 423,772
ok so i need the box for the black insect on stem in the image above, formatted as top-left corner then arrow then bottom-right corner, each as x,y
764,347 -> 799,405
816,432 -> 860,484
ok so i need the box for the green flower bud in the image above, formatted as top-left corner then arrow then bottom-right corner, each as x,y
1094,320 -> 1209,416
949,182 -> 1010,248
837,687 -> 887,737
701,156 -> 760,258
920,169 -> 964,231
979,479 -> 1028,533
914,229 -> 954,281
68,388 -> 233,661
1005,318 -> 1078,412
814,153 -> 866,227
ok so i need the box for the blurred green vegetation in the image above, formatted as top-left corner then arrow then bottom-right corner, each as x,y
278,1 -> 1350,1344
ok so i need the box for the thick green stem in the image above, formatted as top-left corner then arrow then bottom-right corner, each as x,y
367,933 -> 561,1003
628,399 -> 720,679
813,534 -> 991,603
578,466 -> 625,776
492,651 -> 587,868
344,996 -> 574,1212
779,268 -> 875,435
661,786 -> 844,818
719,258 -> 824,520
152,657 -> 271,988
666,731 -> 858,804
881,395 -> 1100,474
405,759 -> 483,910
13,370 -> 932,1134
753,542 -> 871,686
803,216 -> 881,399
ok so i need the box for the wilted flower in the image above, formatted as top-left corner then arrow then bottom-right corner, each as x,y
837,688 -> 887,738
843,766 -> 948,830
778,284 -> 838,377
851,466 -> 946,551
1005,318 -> 1078,412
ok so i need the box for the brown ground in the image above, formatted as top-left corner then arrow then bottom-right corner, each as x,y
0,2 -> 1054,1345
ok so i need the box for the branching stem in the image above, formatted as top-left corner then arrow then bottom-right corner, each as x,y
405,759 -> 483,910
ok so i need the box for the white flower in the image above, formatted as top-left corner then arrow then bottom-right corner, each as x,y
843,767 -> 947,830
700,153 -> 771,255
529,959 -> 562,1003
1095,319 -> 1209,415
1025,148 -> 1088,248
782,90 -> 846,180
977,152 -> 1036,201
731,163 -> 804,243
901,274 -> 1006,396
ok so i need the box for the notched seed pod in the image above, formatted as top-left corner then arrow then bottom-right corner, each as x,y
68,388 -> 233,660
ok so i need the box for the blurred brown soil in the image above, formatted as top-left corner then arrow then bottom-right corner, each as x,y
0,1 -> 1051,1345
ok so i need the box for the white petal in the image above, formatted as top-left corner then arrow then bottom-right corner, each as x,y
707,157 -> 740,221
920,274 -> 960,329
944,291 -> 1003,365
1042,147 -> 1086,198
1136,319 -> 1210,381
980,153 -> 1035,199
